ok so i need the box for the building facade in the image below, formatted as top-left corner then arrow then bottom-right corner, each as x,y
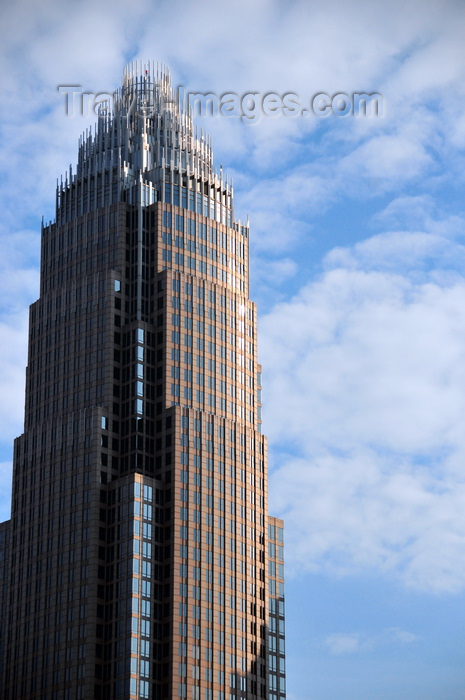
0,62 -> 286,700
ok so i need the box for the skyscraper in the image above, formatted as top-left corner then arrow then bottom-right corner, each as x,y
0,62 -> 286,700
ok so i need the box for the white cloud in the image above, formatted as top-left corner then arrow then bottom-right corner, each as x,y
324,229 -> 465,279
372,195 -> 436,229
324,627 -> 420,655
387,627 -> 420,644
254,257 -> 298,285
262,229 -> 465,592
0,310 -> 28,522
0,462 -> 13,523
0,314 -> 29,443
324,633 -> 367,655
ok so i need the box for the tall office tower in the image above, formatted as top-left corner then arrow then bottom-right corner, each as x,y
0,62 -> 286,700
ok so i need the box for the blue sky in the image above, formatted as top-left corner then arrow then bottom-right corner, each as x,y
1,0 -> 465,698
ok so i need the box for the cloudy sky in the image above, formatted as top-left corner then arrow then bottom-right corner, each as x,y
2,0 -> 465,698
